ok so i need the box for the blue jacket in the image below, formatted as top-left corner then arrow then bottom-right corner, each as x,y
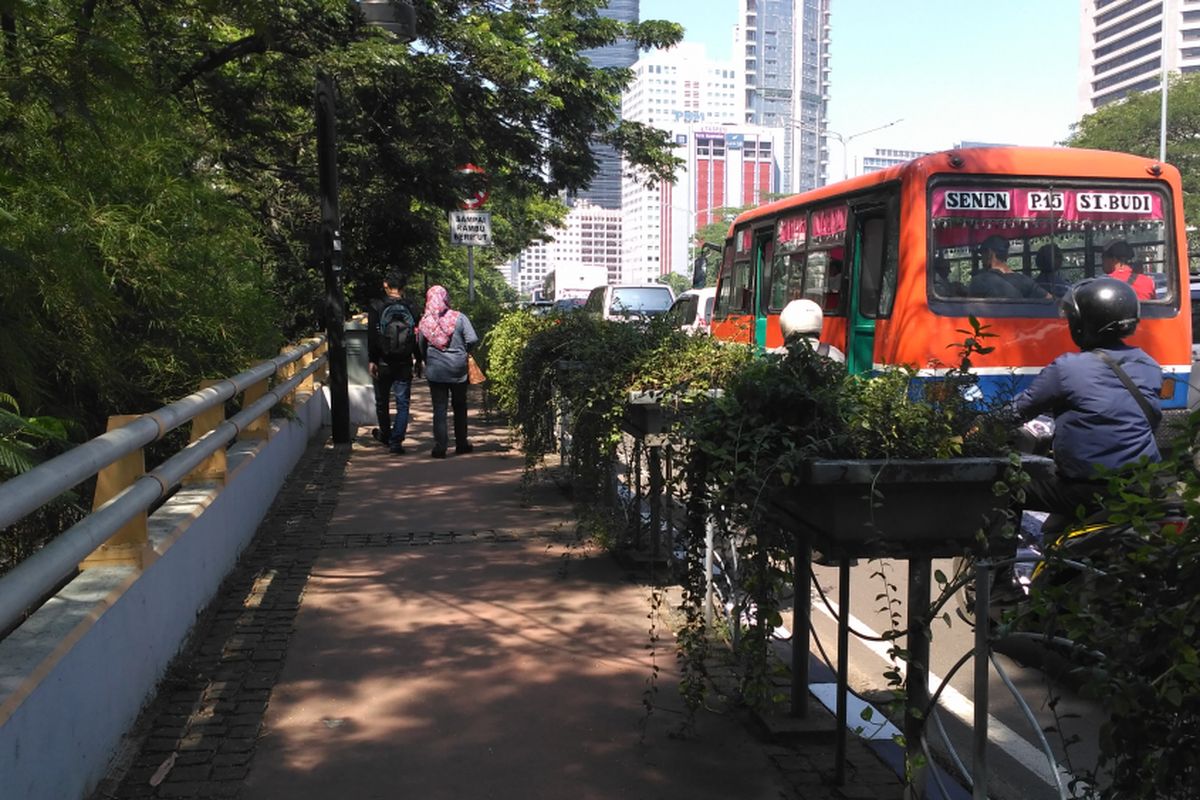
1013,345 -> 1162,480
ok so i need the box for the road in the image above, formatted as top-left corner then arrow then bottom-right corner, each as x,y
795,558 -> 1106,800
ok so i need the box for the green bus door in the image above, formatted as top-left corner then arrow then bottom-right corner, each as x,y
846,210 -> 888,375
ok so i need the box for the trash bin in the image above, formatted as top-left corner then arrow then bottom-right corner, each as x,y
345,313 -> 372,386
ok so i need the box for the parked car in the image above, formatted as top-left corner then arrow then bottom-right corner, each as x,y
666,287 -> 717,335
552,297 -> 587,313
582,284 -> 675,323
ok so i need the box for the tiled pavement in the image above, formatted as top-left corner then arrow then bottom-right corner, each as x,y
89,384 -> 905,800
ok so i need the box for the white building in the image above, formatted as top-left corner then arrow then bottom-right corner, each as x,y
621,43 -> 745,284
499,201 -> 622,298
1079,0 -> 1200,115
859,147 -> 929,175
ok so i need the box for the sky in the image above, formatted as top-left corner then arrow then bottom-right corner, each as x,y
639,0 -> 1081,170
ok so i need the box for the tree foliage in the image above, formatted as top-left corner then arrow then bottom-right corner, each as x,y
1067,73 -> 1200,255
0,1 -> 684,439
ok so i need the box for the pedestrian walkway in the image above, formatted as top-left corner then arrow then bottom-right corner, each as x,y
91,381 -> 904,800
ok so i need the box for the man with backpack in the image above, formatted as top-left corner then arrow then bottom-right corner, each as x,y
367,271 -> 422,454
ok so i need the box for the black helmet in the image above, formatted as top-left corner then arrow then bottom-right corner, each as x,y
1062,277 -> 1140,349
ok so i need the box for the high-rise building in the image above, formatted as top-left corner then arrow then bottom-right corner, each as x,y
860,147 -> 929,175
621,44 -> 763,283
499,201 -> 623,297
574,0 -> 640,210
1079,0 -> 1200,114
735,0 -> 831,193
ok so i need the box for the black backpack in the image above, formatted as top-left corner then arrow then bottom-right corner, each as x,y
378,301 -> 415,358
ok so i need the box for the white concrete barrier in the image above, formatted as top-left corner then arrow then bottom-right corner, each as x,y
0,389 -> 328,800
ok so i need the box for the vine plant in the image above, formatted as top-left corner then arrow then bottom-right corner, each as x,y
485,307 -> 750,508
670,321 -> 1017,720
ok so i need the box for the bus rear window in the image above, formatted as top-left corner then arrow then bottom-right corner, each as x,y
929,183 -> 1173,308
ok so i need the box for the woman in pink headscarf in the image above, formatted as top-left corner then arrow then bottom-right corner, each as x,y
417,285 -> 478,458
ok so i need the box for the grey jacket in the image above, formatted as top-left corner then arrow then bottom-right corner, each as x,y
418,313 -> 478,383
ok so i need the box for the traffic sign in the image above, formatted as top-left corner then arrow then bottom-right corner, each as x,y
458,163 -> 489,209
449,210 -> 492,246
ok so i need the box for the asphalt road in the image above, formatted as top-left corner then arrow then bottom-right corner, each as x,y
800,557 -> 1107,800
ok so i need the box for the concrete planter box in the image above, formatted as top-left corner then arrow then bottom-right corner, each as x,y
622,389 -> 722,439
771,456 -> 1052,558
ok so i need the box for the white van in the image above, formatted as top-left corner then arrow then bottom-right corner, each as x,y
666,287 -> 717,335
582,284 -> 676,322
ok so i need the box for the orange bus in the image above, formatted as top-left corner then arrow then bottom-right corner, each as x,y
711,146 -> 1193,408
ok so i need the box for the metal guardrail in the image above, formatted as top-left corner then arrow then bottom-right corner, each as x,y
0,338 -> 326,635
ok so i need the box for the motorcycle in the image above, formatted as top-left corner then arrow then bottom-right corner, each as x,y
952,415 -> 1188,629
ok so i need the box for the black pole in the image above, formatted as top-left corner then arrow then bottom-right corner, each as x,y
315,71 -> 350,444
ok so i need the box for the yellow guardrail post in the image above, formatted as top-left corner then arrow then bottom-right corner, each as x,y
185,379 -> 228,485
315,339 -> 329,382
299,347 -> 315,395
238,376 -> 271,441
79,415 -> 153,570
279,346 -> 297,408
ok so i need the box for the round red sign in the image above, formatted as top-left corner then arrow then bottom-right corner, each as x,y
458,163 -> 489,209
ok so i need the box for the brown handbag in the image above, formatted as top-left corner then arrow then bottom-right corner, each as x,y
467,354 -> 486,385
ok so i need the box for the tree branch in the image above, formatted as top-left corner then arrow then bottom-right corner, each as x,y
173,33 -> 268,93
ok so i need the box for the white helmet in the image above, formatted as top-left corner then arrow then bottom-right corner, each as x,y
780,299 -> 824,340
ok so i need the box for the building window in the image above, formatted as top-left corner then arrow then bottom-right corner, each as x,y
1095,6 -> 1162,41
1096,0 -> 1157,27
1093,22 -> 1160,58
1094,40 -> 1162,74
1093,75 -> 1161,105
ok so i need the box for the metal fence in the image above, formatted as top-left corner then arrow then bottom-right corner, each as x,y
0,337 -> 327,635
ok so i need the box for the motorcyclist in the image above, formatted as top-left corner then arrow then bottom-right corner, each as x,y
1012,277 -> 1162,533
776,298 -> 846,362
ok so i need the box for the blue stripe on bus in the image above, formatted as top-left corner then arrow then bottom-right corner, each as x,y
904,369 -> 1191,409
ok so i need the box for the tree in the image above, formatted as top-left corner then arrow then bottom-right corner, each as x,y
692,206 -> 755,287
1067,73 -> 1200,257
656,271 -> 690,296
0,1 -> 283,430
0,1 -> 685,435
150,0 -> 684,323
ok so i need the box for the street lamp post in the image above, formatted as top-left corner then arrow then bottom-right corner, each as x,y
794,118 -> 904,184
313,73 -> 349,444
317,2 -> 416,445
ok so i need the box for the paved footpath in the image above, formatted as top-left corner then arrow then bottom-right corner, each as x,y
91,383 -> 903,800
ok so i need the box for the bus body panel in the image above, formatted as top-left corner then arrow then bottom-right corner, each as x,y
713,146 -> 1192,408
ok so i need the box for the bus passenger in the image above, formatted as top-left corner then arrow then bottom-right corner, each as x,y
967,235 -> 1050,299
1101,240 -> 1155,300
932,257 -> 967,297
1034,243 -> 1071,298
824,256 -> 844,311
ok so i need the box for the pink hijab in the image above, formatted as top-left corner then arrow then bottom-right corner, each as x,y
418,285 -> 461,350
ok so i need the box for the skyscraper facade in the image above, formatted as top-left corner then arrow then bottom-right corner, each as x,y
735,0 -> 831,193
621,44 -> 765,283
1079,0 -> 1200,114
575,0 -> 640,210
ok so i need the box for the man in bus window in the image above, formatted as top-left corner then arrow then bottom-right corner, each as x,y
967,235 -> 1050,299
1034,244 -> 1071,298
824,251 -> 845,310
932,256 -> 966,297
1102,240 -> 1155,300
